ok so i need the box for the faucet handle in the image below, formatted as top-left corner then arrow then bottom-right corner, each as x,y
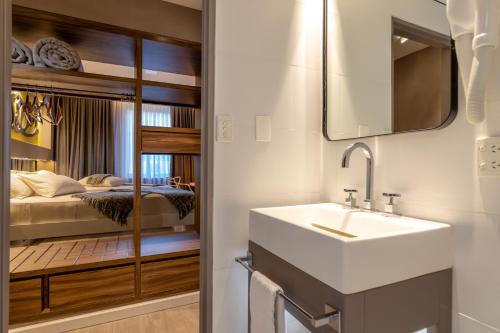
383,192 -> 401,203
344,189 -> 358,207
383,193 -> 401,214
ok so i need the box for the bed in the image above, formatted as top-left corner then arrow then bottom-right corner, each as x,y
10,185 -> 195,241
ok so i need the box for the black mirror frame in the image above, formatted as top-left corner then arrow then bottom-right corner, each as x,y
322,0 -> 459,142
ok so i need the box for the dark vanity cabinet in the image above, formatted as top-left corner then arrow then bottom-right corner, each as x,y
249,242 -> 451,333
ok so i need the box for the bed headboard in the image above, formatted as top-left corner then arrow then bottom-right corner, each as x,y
11,158 -> 55,172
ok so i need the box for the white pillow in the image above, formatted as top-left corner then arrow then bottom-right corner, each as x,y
10,173 -> 34,199
79,175 -> 127,187
19,171 -> 86,198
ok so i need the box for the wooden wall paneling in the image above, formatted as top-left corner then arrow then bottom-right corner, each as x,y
12,6 -> 136,67
9,278 -> 42,324
12,6 -> 202,76
143,39 -> 201,76
142,82 -> 201,106
141,256 -> 200,298
141,127 -> 201,155
134,35 -> 143,299
49,266 -> 135,314
11,139 -> 53,161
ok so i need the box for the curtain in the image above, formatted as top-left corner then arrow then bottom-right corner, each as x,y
112,102 -> 172,184
56,97 -> 114,180
11,159 -> 36,172
112,101 -> 134,182
171,107 -> 197,184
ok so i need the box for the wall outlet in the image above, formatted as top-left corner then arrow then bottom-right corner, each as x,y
477,137 -> 500,177
216,114 -> 232,143
255,115 -> 272,142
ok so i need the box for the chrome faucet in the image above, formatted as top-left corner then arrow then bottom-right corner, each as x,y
341,142 -> 374,210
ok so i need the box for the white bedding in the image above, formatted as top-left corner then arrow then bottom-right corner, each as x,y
10,185 -> 194,240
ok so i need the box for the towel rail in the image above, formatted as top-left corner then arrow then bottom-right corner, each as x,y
236,252 -> 341,331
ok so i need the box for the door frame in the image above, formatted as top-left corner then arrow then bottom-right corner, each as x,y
200,0 -> 215,332
0,0 -> 11,332
0,0 -> 216,332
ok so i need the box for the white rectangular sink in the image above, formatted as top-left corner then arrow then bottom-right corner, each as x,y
249,203 -> 452,294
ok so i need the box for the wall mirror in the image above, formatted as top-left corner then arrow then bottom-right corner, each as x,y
323,0 -> 458,141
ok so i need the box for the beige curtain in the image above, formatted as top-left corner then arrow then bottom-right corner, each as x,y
171,107 -> 197,184
10,159 -> 36,172
56,97 -> 114,180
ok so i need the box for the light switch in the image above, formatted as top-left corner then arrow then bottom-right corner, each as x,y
255,115 -> 272,142
217,114 -> 232,142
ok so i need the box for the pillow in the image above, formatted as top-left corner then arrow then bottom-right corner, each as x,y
10,173 -> 34,199
19,171 -> 86,198
79,175 -> 127,187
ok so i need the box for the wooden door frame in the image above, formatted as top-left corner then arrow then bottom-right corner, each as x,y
200,0 -> 215,332
0,0 -> 11,332
0,0 -> 215,331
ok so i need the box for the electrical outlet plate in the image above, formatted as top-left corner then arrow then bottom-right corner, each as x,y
477,137 -> 500,177
216,114 -> 232,142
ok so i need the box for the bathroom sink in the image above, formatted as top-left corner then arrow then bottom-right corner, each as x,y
249,203 -> 452,294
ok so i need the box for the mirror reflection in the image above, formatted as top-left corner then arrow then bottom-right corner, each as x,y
324,0 -> 457,141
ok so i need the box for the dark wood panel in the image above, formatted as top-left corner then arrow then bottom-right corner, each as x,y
49,265 -> 135,313
11,139 -> 53,160
13,6 -> 136,67
13,6 -> 202,76
142,82 -> 201,106
142,127 -> 201,155
141,256 -> 199,298
143,39 -> 201,76
250,241 -> 452,333
250,241 -> 364,333
9,278 -> 42,324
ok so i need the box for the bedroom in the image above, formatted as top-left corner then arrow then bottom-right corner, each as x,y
7,0 -> 202,328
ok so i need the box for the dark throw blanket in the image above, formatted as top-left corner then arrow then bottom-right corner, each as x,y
72,187 -> 195,226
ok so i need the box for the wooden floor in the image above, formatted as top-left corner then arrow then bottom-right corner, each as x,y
66,303 -> 199,333
10,230 -> 200,279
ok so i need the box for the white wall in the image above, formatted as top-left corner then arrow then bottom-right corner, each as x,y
321,0 -> 500,329
213,0 -> 500,332
212,0 -> 323,331
322,59 -> 500,333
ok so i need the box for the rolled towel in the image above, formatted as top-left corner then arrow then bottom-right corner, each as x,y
11,37 -> 33,65
33,37 -> 82,71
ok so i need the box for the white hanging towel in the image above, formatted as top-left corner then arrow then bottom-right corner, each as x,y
250,271 -> 285,333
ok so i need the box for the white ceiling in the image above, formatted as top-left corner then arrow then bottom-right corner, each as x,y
162,0 -> 202,10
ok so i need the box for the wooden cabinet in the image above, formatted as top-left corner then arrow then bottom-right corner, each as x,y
10,278 -> 42,324
49,265 -> 135,314
141,256 -> 199,298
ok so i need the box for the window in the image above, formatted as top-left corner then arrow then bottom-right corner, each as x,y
113,101 -> 172,184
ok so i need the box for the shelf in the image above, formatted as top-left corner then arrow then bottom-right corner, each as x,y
13,6 -> 136,68
143,39 -> 201,76
11,64 -> 136,97
13,6 -> 202,77
142,80 -> 201,106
